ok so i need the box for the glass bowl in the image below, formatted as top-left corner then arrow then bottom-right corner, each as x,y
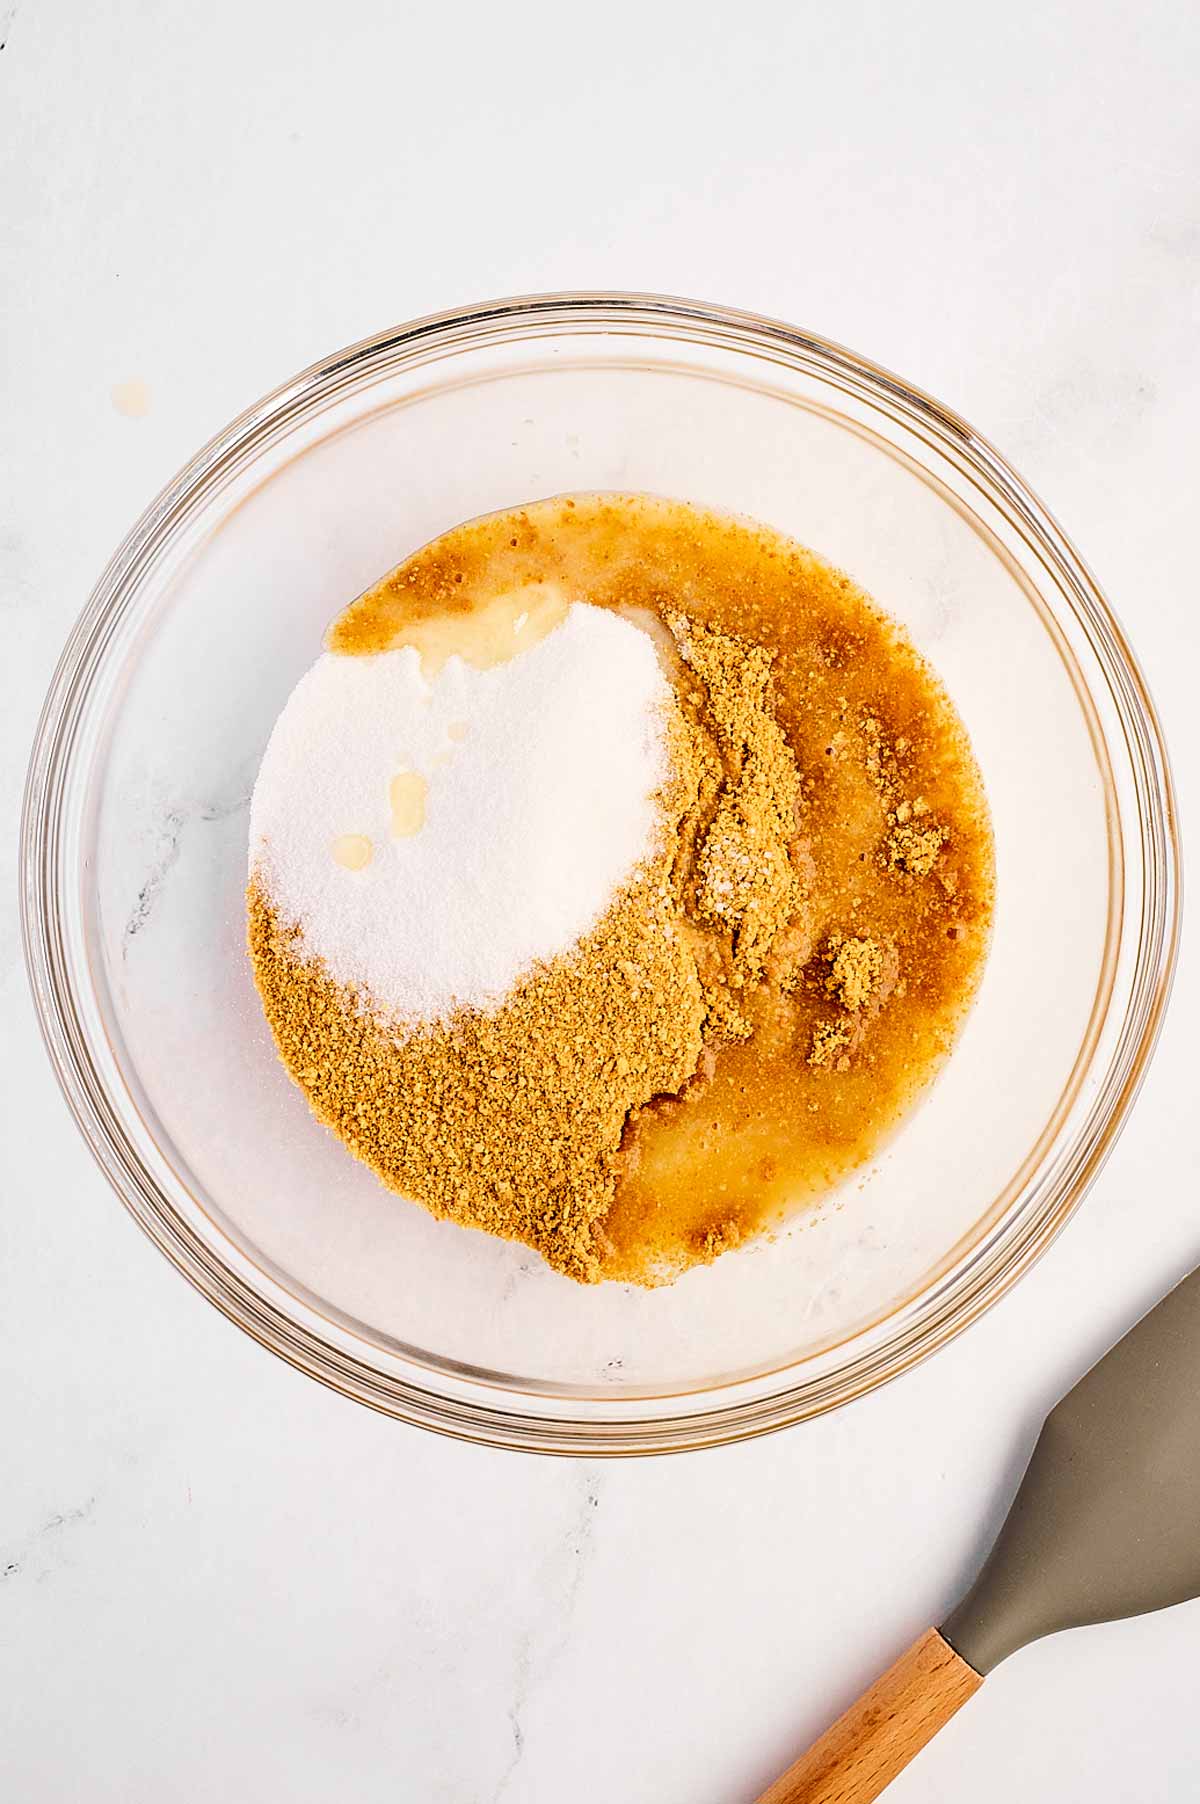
21,293 -> 1179,1454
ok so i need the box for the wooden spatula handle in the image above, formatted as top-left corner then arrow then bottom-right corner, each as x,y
755,1629 -> 982,1803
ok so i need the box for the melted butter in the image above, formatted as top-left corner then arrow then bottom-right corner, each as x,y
333,580 -> 568,673
389,770 -> 427,837
332,833 -> 373,870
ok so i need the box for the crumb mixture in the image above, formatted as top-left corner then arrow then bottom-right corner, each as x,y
250,493 -> 994,1284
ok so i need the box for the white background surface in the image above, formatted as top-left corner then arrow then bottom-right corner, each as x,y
1,2 -> 1196,1799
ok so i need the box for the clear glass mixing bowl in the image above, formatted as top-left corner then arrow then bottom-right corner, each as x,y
21,294 -> 1179,1453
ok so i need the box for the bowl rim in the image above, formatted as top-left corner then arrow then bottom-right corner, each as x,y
21,290 -> 1182,1455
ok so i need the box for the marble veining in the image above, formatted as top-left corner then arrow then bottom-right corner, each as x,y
122,779 -> 251,954
492,1470 -> 603,1801
1,1493 -> 98,1587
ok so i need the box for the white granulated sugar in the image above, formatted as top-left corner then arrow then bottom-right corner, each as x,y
249,601 -> 671,1022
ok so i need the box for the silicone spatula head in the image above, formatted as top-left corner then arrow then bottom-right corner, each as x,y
756,1266 -> 1200,1804
941,1263 -> 1200,1674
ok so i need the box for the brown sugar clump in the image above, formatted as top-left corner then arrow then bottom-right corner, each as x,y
670,615 -> 804,956
666,614 -> 810,1036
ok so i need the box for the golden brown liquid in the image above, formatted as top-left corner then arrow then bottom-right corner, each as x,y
387,770 -> 428,838
331,833 -> 373,870
374,579 -> 569,676
332,494 -> 994,1281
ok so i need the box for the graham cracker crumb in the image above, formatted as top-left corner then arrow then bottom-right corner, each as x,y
886,821 -> 947,877
809,1018 -> 853,1067
249,863 -> 706,1284
863,710 -> 947,876
824,933 -> 886,1011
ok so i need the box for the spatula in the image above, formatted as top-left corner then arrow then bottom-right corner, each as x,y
756,1262 -> 1200,1803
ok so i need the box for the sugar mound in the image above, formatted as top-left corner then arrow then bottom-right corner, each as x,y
248,602 -> 671,1022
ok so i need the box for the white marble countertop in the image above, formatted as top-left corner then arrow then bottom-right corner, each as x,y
2,3 -> 1197,1799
